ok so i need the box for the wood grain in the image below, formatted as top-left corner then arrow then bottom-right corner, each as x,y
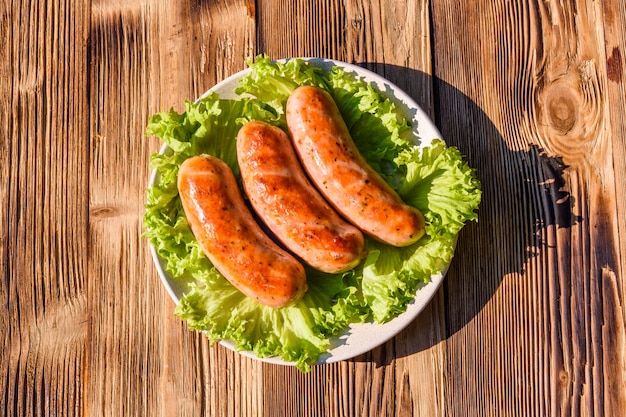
2,0 -> 625,416
87,1 -> 260,416
1,0 -> 90,415
600,1 -> 626,413
431,0 -> 626,416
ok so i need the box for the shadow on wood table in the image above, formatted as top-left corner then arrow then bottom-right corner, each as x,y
349,65 -> 581,364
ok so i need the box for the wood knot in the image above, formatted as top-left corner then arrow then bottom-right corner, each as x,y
351,17 -> 363,30
544,84 -> 579,134
534,65 -> 603,161
558,369 -> 570,386
90,204 -> 139,220
547,93 -> 577,133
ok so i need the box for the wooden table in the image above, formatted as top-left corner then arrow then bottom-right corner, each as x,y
3,0 -> 625,416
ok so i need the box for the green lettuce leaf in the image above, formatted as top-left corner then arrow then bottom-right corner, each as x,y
144,56 -> 481,372
176,266 -> 367,372
234,54 -> 329,126
361,140 -> 481,322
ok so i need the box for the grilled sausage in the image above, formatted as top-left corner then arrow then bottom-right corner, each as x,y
237,121 -> 365,274
286,85 -> 426,247
178,154 -> 307,308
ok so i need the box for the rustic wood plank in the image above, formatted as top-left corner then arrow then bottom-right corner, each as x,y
343,1 -> 447,416
599,0 -> 626,415
0,1 -> 90,416
88,2 -> 162,414
341,2 -> 449,416
87,0 -> 260,416
255,2 -> 354,414
431,0 -> 626,416
255,1 -> 444,416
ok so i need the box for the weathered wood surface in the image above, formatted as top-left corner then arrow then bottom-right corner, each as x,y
1,0 -> 624,416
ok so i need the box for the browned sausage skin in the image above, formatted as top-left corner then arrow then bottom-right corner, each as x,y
237,121 -> 365,274
286,86 -> 426,247
178,155 -> 307,308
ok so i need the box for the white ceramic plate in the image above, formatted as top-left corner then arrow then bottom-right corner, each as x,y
149,58 -> 448,366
